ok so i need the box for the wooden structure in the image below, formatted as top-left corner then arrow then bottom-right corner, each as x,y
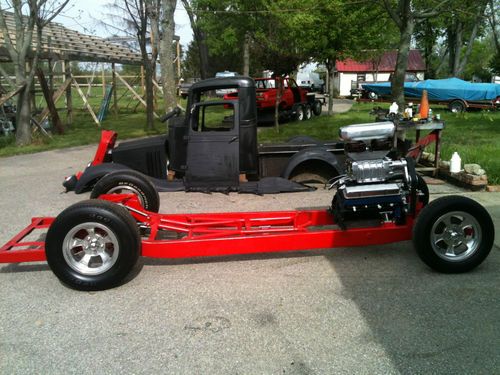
0,11 -> 181,128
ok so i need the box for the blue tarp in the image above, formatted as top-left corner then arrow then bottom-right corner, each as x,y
362,78 -> 500,101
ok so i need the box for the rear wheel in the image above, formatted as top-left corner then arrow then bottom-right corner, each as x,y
289,161 -> 337,184
312,100 -> 322,116
91,170 -> 160,212
45,200 -> 141,290
449,100 -> 465,113
303,105 -> 312,121
413,196 -> 494,273
295,105 -> 304,121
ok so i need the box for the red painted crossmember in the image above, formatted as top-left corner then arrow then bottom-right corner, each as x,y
0,217 -> 53,262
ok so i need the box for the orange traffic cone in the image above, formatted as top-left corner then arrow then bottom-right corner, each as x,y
419,90 -> 429,119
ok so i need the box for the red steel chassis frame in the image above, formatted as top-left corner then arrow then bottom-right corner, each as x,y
0,195 -> 417,264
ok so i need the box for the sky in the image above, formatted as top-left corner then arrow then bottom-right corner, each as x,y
53,0 -> 194,47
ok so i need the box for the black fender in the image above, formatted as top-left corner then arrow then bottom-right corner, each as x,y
74,163 -> 132,193
282,147 -> 344,179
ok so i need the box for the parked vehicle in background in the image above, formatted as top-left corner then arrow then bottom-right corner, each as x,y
177,78 -> 200,99
296,71 -> 324,93
224,77 -> 324,122
215,71 -> 239,96
351,72 -> 420,99
361,77 -> 500,112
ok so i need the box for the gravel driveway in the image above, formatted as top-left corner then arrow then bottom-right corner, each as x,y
0,144 -> 499,374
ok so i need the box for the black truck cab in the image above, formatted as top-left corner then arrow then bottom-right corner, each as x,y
168,77 -> 258,190
66,76 -> 343,194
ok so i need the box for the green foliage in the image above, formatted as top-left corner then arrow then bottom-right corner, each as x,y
462,40 -> 495,81
266,0 -> 395,66
182,0 -> 397,78
490,50 -> 500,75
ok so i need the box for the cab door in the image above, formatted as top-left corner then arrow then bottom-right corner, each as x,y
184,101 -> 240,190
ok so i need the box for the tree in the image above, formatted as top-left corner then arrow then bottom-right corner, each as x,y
159,0 -> 177,112
122,0 -> 161,130
486,0 -> 500,76
0,0 -> 69,145
462,40 -> 495,81
414,16 -> 444,78
486,0 -> 500,54
269,0 -> 394,115
181,0 -> 211,78
379,0 -> 450,107
444,1 -> 489,78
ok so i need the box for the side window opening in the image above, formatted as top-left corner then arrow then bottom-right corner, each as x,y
191,102 -> 235,132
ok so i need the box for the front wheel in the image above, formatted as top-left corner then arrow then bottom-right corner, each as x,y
45,200 -> 141,290
91,170 -> 160,212
413,196 -> 494,273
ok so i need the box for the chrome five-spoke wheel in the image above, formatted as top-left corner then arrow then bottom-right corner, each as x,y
63,222 -> 120,276
430,211 -> 481,262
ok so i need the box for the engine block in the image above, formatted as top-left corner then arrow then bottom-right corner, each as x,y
332,121 -> 418,229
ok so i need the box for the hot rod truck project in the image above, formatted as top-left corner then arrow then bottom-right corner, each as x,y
63,76 -> 343,196
0,120 -> 494,290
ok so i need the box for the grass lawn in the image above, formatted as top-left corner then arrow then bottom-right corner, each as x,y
1,97 -> 499,183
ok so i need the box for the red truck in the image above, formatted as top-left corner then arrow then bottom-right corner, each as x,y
225,77 -> 324,121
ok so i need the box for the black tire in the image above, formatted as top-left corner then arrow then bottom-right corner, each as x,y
295,105 -> 304,121
416,174 -> 429,206
45,200 -> 141,290
312,100 -> 322,116
303,105 -> 312,121
303,104 -> 312,121
90,170 -> 160,213
449,100 -> 465,113
413,196 -> 494,273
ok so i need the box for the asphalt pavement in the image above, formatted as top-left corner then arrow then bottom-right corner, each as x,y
0,144 -> 498,374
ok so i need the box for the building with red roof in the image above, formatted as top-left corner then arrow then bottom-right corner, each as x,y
334,50 -> 426,96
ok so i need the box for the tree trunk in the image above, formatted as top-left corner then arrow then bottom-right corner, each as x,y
243,32 -> 250,76
447,19 -> 463,76
274,77 -> 283,132
14,57 -> 32,145
326,60 -> 335,116
160,0 -> 178,112
422,20 -> 436,78
392,20 -> 414,108
196,28 -> 211,79
144,64 -> 156,131
15,83 -> 32,145
455,3 -> 487,77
